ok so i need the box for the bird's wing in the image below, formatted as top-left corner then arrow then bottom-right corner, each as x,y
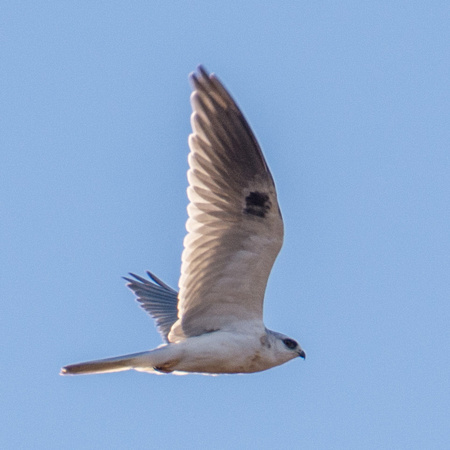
168,66 -> 284,341
124,271 -> 178,342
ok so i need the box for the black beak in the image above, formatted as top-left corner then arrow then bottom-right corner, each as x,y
298,349 -> 306,359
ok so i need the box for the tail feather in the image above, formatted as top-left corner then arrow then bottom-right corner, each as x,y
60,352 -> 150,376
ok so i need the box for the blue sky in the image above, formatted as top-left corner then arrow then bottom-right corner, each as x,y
2,2 -> 449,449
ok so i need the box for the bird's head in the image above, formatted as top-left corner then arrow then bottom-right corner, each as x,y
267,330 -> 306,363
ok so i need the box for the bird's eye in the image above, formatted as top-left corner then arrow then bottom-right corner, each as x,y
283,338 -> 298,349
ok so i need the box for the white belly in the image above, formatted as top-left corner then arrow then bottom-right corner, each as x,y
177,334 -> 272,374
145,329 -> 278,375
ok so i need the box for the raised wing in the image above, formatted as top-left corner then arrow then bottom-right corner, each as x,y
124,271 -> 178,342
168,66 -> 284,341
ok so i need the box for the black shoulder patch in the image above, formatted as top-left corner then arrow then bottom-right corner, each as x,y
244,191 -> 271,218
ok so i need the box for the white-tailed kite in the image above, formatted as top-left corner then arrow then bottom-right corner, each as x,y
61,66 -> 305,376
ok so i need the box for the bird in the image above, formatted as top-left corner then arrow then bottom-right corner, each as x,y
60,66 -> 305,376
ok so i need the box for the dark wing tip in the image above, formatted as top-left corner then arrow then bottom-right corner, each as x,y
189,65 -> 215,89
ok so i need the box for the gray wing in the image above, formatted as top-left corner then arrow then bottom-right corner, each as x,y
124,271 -> 178,342
168,66 -> 284,341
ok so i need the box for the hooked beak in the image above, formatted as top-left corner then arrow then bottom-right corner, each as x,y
298,349 -> 306,359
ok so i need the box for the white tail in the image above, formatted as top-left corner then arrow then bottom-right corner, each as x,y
60,351 -> 153,375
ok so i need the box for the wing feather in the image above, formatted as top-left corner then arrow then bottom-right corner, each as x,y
124,272 -> 178,342
168,66 -> 284,341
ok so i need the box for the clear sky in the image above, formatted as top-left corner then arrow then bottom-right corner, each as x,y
2,2 -> 449,449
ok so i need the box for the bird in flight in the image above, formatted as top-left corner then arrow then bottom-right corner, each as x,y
61,66 -> 305,376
